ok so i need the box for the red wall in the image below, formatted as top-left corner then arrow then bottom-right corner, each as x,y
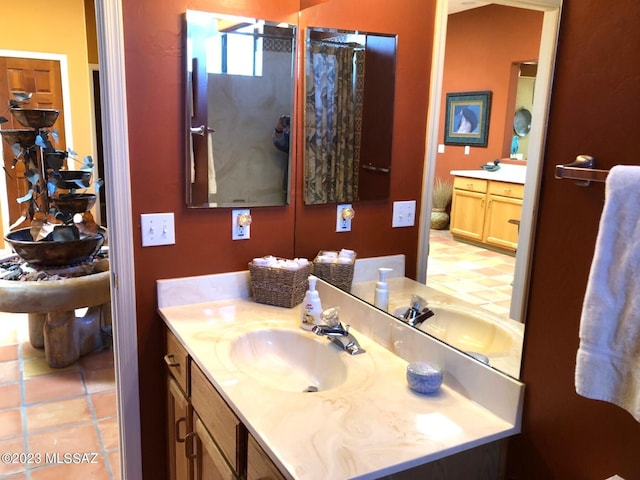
507,1 -> 640,478
435,5 -> 542,181
294,1 -> 435,277
121,1 -> 435,478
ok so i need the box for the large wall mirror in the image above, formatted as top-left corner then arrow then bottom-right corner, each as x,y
318,0 -> 562,380
303,27 -> 396,205
184,11 -> 296,208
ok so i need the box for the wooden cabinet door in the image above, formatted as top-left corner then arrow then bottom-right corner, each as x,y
483,194 -> 522,251
167,376 -> 191,480
247,434 -> 285,480
450,189 -> 486,241
193,414 -> 236,480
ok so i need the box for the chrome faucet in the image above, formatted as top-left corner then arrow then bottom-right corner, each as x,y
311,307 -> 365,355
402,294 -> 435,328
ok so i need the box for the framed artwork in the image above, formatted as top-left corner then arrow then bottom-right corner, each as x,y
444,91 -> 492,147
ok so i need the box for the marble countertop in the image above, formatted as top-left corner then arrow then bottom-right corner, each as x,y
159,292 -> 520,479
450,163 -> 527,184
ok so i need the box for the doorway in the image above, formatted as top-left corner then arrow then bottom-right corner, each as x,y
0,57 -> 67,229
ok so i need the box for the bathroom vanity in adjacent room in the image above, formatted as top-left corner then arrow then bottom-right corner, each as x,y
158,271 -> 524,480
449,164 -> 526,252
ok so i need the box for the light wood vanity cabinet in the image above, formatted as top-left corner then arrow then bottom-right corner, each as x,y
165,327 -> 284,480
450,176 -> 522,252
190,363 -> 247,477
450,177 -> 488,241
247,434 -> 286,480
166,329 -> 192,480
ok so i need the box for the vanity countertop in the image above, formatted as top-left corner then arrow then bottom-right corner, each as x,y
159,293 -> 520,479
450,163 -> 527,184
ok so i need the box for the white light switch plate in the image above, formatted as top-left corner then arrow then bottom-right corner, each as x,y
141,213 -> 175,247
392,200 -> 416,228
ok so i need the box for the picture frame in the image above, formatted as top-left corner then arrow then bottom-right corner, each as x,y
444,91 -> 492,147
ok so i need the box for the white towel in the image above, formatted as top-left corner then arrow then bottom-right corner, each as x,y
576,165 -> 640,422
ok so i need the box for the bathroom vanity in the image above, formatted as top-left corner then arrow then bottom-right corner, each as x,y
158,271 -> 523,479
449,164 -> 526,252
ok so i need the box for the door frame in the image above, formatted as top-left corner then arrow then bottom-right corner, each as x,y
0,50 -> 74,237
94,2 -> 143,478
417,0 -> 562,324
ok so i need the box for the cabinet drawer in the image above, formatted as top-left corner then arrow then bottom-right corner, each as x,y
453,176 -> 488,193
191,363 -> 245,474
488,181 -> 524,199
165,329 -> 190,394
194,414 -> 237,480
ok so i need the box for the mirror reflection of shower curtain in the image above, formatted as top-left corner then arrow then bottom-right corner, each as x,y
305,41 -> 364,204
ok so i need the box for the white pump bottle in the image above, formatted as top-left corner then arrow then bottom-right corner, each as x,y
301,275 -> 323,330
374,267 -> 392,311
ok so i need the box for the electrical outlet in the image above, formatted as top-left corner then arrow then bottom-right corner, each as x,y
336,204 -> 353,232
392,200 -> 416,228
140,213 -> 175,247
232,209 -> 251,240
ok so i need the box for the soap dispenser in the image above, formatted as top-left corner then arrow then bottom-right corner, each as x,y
374,267 -> 392,311
301,275 -> 323,330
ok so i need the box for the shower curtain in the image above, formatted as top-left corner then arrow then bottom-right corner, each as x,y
304,41 -> 365,204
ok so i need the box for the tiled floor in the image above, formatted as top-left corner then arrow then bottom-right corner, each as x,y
0,312 -> 120,480
426,229 -> 515,320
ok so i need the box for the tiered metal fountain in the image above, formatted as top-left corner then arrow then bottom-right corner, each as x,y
0,103 -> 104,265
0,97 -> 110,368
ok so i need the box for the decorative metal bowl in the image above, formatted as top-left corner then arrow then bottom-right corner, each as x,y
5,227 -> 104,267
51,193 -> 97,215
52,170 -> 92,190
10,108 -> 60,129
44,150 -> 68,170
0,128 -> 37,148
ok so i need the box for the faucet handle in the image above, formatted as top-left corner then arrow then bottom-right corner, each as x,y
320,306 -> 340,327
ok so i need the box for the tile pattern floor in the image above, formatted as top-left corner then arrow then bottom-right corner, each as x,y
0,312 -> 120,480
427,229 -> 516,320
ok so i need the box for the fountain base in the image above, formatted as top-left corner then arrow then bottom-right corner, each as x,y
0,258 -> 111,368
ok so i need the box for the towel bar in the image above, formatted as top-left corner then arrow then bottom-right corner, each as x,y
555,155 -> 609,186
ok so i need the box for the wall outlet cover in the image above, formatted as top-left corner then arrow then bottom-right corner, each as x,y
232,209 -> 251,240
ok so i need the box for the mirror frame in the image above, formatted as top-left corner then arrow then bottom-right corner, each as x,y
418,0 -> 563,326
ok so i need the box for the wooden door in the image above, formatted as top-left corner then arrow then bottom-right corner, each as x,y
0,57 -> 66,227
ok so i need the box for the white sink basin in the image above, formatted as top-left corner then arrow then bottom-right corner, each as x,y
229,329 -> 347,392
419,305 -> 516,355
394,304 -> 518,356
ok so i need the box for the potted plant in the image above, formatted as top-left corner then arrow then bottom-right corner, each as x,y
430,178 -> 453,230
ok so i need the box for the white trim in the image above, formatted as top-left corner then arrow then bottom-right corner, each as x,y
417,0 -> 449,283
417,1 -> 563,328
88,63 -> 103,226
94,1 -> 142,479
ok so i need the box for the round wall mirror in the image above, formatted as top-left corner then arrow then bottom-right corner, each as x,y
513,107 -> 532,136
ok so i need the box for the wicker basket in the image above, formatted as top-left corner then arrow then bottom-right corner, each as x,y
248,261 -> 311,308
312,251 -> 356,292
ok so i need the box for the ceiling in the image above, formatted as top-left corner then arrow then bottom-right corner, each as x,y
448,0 -> 490,14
